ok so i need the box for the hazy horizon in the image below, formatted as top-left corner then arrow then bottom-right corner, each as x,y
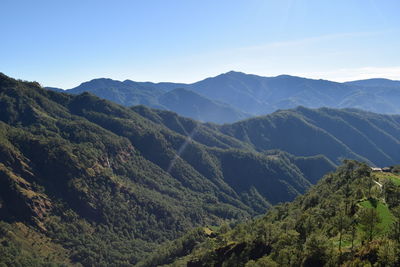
2,0 -> 400,88
37,70 -> 399,90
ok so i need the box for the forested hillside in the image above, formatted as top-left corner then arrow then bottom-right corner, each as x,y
0,73 -> 334,265
2,73 -> 400,266
220,106 -> 400,166
133,104 -> 400,168
3,0 -> 399,266
152,161 -> 400,267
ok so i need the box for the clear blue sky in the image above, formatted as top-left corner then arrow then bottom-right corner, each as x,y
1,0 -> 400,88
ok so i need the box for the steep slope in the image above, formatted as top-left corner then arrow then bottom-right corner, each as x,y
189,71 -> 353,114
67,78 -> 165,108
188,71 -> 270,114
152,161 -> 400,267
219,107 -> 400,166
0,73 -> 331,265
51,78 -> 247,123
131,105 -> 252,150
158,88 -> 249,123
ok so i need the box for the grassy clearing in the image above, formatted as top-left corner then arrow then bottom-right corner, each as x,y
374,172 -> 400,186
388,176 -> 400,186
334,198 -> 395,250
359,199 -> 395,232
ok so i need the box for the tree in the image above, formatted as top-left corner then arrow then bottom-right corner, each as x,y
377,239 -> 398,267
389,207 -> 400,243
334,212 -> 351,255
273,230 -> 301,266
350,218 -> 357,253
358,207 -> 381,242
302,233 -> 330,267
384,180 -> 400,208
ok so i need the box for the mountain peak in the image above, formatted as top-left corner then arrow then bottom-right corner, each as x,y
225,70 -> 245,74
221,70 -> 248,77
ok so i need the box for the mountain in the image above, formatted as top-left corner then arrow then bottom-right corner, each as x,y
345,78 -> 400,88
67,78 -> 166,108
49,72 -> 400,124
219,106 -> 400,166
189,71 -> 400,115
189,72 -> 352,114
158,88 -> 250,124
0,73 -> 335,265
148,160 -> 400,266
3,73 -> 400,265
51,78 -> 248,123
45,86 -> 64,93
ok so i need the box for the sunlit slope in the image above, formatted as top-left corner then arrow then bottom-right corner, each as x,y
220,106 -> 400,166
153,161 -> 400,267
0,73 -> 333,265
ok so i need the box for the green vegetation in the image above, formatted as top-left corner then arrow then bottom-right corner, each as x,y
0,222 -> 72,266
2,72 -> 400,266
220,106 -> 400,166
389,177 -> 400,186
0,73 -> 337,265
154,161 -> 400,266
359,199 -> 395,233
376,172 -> 400,186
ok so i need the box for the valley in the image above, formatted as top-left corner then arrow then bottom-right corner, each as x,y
1,73 -> 400,266
2,1 -> 399,266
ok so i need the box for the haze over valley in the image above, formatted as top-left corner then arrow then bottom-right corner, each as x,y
1,1 -> 400,266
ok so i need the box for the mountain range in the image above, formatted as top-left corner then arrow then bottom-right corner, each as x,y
48,71 -> 400,124
0,73 -> 334,265
2,72 -> 400,265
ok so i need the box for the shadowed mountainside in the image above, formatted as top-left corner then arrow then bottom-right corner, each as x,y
0,73 -> 335,265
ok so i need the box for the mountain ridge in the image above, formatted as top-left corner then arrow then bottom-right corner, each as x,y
0,72 -> 339,265
48,71 -> 400,123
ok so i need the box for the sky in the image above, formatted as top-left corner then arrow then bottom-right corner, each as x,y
1,0 -> 400,88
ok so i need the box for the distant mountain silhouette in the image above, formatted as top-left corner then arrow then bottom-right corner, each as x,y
189,71 -> 353,114
67,78 -> 165,108
47,71 -> 400,123
49,78 -> 247,123
345,78 -> 400,88
188,72 -> 400,115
